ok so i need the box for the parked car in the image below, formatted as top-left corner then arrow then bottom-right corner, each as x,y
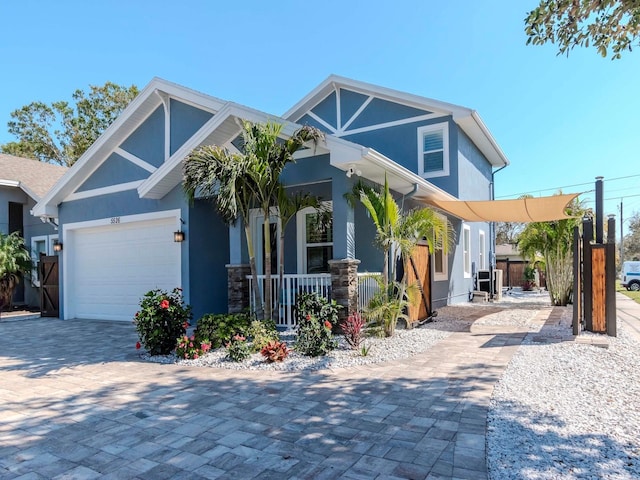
621,261 -> 640,291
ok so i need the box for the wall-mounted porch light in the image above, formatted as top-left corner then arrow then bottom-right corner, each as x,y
174,231 -> 185,242
53,242 -> 63,252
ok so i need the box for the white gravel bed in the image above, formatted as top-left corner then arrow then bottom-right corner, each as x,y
141,323 -> 455,372
141,298 -> 545,372
488,309 -> 640,480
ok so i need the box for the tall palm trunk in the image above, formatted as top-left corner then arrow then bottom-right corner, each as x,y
263,217 -> 273,321
244,223 -> 263,319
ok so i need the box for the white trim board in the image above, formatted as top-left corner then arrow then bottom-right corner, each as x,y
65,181 -> 144,202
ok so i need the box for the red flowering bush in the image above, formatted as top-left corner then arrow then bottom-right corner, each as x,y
133,288 -> 192,355
175,334 -> 211,360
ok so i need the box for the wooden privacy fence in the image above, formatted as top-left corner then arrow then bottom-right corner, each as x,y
496,259 -> 547,289
573,215 -> 616,336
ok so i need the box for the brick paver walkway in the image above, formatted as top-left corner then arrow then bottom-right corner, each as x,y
0,310 -> 552,479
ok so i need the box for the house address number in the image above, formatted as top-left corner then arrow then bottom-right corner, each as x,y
110,217 -> 121,224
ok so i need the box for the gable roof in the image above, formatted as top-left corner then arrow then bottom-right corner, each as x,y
0,154 -> 67,200
32,78 -> 226,217
31,76 -> 478,217
283,75 -> 510,168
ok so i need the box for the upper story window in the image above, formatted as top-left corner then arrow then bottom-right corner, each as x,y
417,122 -> 449,178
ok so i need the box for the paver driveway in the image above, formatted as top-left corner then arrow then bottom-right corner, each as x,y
0,312 -> 548,479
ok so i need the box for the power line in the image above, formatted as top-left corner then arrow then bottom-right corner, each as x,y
496,173 -> 640,199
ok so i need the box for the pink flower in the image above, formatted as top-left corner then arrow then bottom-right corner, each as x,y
194,354 -> 199,359
324,320 -> 332,330
160,299 -> 170,309
306,314 -> 311,320
135,312 -> 139,317
189,342 -> 193,348
135,342 -> 141,350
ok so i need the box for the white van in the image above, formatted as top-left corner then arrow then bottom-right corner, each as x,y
622,261 -> 640,291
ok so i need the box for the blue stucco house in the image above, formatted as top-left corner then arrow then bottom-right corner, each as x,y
32,76 -> 509,323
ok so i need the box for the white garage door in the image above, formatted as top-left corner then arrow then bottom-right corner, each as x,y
65,216 -> 181,321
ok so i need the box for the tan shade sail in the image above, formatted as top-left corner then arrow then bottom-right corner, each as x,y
426,193 -> 581,222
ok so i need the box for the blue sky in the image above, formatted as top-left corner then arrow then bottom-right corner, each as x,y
1,1 -> 638,228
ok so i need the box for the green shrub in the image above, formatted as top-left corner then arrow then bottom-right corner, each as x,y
226,334 -> 252,362
133,288 -> 192,355
175,335 -> 211,360
247,319 -> 279,352
294,292 -> 341,327
194,312 -> 252,349
295,313 -> 337,357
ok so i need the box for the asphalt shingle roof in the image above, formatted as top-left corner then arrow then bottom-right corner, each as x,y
0,154 -> 68,199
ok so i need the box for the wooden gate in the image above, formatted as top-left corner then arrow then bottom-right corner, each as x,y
39,255 -> 59,317
406,244 -> 432,324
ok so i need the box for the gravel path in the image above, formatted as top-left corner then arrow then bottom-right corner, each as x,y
488,308 -> 640,480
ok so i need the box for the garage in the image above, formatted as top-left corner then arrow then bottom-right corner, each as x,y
63,213 -> 182,321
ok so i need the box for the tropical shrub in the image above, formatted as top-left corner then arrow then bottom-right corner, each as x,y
365,277 -> 414,338
260,340 -> 290,362
0,232 -> 32,311
226,334 -> 251,362
247,319 -> 279,352
133,288 -> 192,355
522,266 -> 537,291
340,312 -> 366,349
295,313 -> 337,357
194,312 -> 252,349
175,335 -> 211,360
294,292 -> 341,328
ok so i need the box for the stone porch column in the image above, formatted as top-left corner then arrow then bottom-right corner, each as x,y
227,264 -> 251,314
329,258 -> 360,322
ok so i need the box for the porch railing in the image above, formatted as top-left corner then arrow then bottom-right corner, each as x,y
247,271 -> 382,328
248,274 -> 331,328
357,272 -> 382,313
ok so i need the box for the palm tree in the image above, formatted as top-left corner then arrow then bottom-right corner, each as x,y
0,232 -> 32,316
183,144 -> 264,317
184,121 -> 323,321
351,177 -> 453,336
241,121 -> 324,321
347,177 -> 399,289
518,196 -> 585,306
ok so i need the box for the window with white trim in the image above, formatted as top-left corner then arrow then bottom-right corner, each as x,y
30,234 -> 58,286
463,225 -> 471,278
297,203 -> 333,273
433,214 -> 448,281
418,122 -> 449,178
479,230 -> 486,270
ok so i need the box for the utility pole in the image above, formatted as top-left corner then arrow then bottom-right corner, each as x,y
620,200 -> 624,267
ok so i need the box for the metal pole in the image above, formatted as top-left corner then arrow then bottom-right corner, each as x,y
620,200 -> 624,267
595,176 -> 604,244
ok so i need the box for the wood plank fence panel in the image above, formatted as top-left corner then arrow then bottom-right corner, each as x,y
591,246 -> 606,333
